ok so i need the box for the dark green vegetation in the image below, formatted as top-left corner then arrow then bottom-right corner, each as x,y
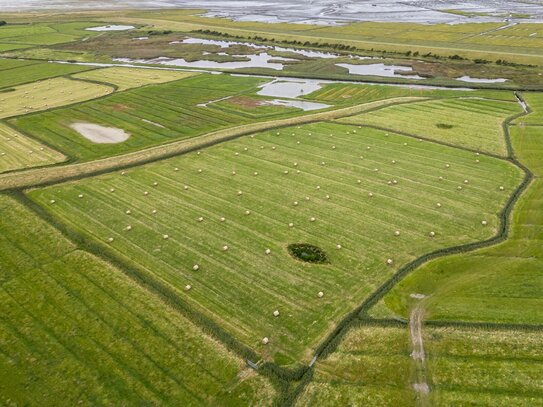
288,243 -> 328,264
0,194 -> 276,406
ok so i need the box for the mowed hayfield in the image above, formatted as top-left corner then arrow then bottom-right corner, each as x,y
0,195 -> 276,406
337,98 -> 522,156
0,21 -> 102,46
28,122 -> 522,365
72,67 -> 198,91
425,326 -> 543,406
383,123 -> 543,325
9,74 -> 298,161
296,324 -> 543,406
0,122 -> 65,173
297,326 -> 414,406
0,77 -> 113,119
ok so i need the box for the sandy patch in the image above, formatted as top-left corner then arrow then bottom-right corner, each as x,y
70,122 -> 130,144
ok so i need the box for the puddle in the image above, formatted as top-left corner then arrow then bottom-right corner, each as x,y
142,119 -> 165,128
260,99 -> 330,111
336,63 -> 424,79
117,53 -> 296,70
133,36 -> 149,41
86,25 -> 135,32
257,79 -> 323,98
70,122 -> 130,143
455,76 -> 508,83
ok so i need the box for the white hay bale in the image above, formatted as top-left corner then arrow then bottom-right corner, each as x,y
293,201 -> 299,206
429,231 -> 436,237
310,217 -> 316,222
152,209 -> 157,214
391,160 -> 396,164
357,179 -> 362,184
284,170 -> 289,174
438,176 -> 443,181
476,152 -> 480,156
185,284 -> 192,291
374,168 -> 379,172
272,146 -> 276,150
126,225 -> 132,231
481,220 -> 488,226
368,192 -> 374,197
50,199 -> 56,204
192,264 -> 199,271
110,188 -> 115,193
317,291 -> 324,298
197,169 -> 202,173
386,258 -> 393,265
174,167 -> 179,171
332,145 -> 336,150
296,170 -> 301,174
126,210 -> 131,215
163,234 -> 169,240
183,185 -> 189,190
107,237 -> 114,243
316,186 -> 321,190
245,210 -> 251,215
153,182 -> 158,186
223,245 -> 229,251
475,159 -> 480,163
197,151 -> 201,155
388,181 -> 392,185
445,164 -> 450,168
265,248 -> 271,255
336,244 -> 342,249
288,222 -> 294,228
392,180 -> 398,185
403,142 -> 407,146
499,186 -> 504,191
273,310 -> 280,317
293,162 -> 298,167
235,152 -> 239,156
394,230 -> 400,236
297,141 -> 300,145
321,161 -> 325,166
276,132 -> 280,135
237,191 -> 243,196
220,217 -> 226,222
305,196 -> 310,201
457,186 -> 463,190
244,147 -> 248,151
232,171 -> 236,175
254,172 -> 258,176
78,194 -> 83,198
367,146 -> 371,150
464,180 -> 469,184
262,337 -> 269,345
325,195 -> 330,199
197,216 -> 204,222
144,191 -> 149,196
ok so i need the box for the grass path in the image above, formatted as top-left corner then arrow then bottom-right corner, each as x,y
0,96 -> 424,191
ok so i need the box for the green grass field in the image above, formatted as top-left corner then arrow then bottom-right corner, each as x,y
72,67 -> 198,90
27,121 -> 522,365
0,77 -> 113,119
8,74 -> 307,161
0,122 -> 65,173
514,92 -> 543,125
297,326 -> 414,406
382,99 -> 543,325
0,59 -> 95,89
0,194 -> 276,406
337,98 -> 522,156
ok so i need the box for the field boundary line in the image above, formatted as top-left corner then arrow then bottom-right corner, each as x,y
0,96 -> 425,191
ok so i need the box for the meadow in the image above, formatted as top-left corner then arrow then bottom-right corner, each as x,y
0,194 -> 276,406
72,67 -> 198,91
337,98 -> 522,156
8,74 -> 316,161
27,121 -> 522,365
0,76 -> 113,119
0,122 -> 65,173
383,122 -> 543,325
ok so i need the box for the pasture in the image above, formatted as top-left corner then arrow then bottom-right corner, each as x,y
9,74 -> 302,161
72,67 -> 198,90
338,98 -> 522,156
0,195 -> 276,406
384,123 -> 543,325
0,123 -> 65,173
0,77 -> 113,119
28,122 -> 522,365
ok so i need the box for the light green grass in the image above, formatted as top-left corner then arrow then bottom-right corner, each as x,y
0,60 -> 95,89
0,194 -> 276,406
337,98 -> 521,155
73,67 -> 198,90
0,77 -> 113,119
27,122 -> 522,365
383,124 -> 543,324
426,326 -> 543,405
0,122 -> 65,173
297,326 -> 414,406
8,74 -> 292,161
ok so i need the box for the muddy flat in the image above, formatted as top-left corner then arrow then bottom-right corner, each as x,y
70,123 -> 130,144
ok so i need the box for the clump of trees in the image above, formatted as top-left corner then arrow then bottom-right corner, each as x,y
0,21 -> 7,26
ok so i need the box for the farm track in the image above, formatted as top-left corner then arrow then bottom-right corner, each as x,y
0,96 -> 424,191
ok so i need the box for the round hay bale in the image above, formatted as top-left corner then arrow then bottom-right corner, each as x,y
110,188 -> 115,193
293,201 -> 299,206
457,186 -> 463,190
464,179 -> 469,184
332,145 -> 336,150
357,179 -> 362,184
244,147 -> 248,151
121,171 -> 126,175
192,264 -> 199,271
232,171 -> 236,175
368,192 -> 374,197
445,164 -> 450,168
386,258 -> 393,265
223,245 -> 229,251
126,210 -> 131,215
272,146 -> 276,150
336,244 -> 342,249
153,182 -> 158,186
237,191 -> 243,196
262,337 -> 269,345
78,194 -> 84,198
235,152 -> 239,156
288,222 -> 294,228
163,234 -> 169,240
174,167 -> 179,171
50,199 -> 55,204
294,162 -> 298,167
316,185 -> 321,190
245,210 -> 251,215
152,209 -> 157,214
284,170 -> 289,174
254,172 -> 258,176
436,203 -> 442,208
305,196 -> 310,201
391,160 -> 396,164
107,237 -> 114,243
126,225 -> 132,231
481,220 -> 488,226
325,195 -> 330,199
197,169 -> 202,173
310,217 -> 316,222
198,216 -> 204,222
499,186 -> 504,191
429,231 -> 436,237
144,191 -> 149,196
317,291 -> 324,298
392,180 -> 398,185
321,161 -> 325,166
184,185 -> 189,190
367,146 -> 371,150
197,151 -> 201,155
220,217 -> 226,222
185,284 -> 192,291
273,310 -> 280,317
394,230 -> 400,236
265,248 -> 271,255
